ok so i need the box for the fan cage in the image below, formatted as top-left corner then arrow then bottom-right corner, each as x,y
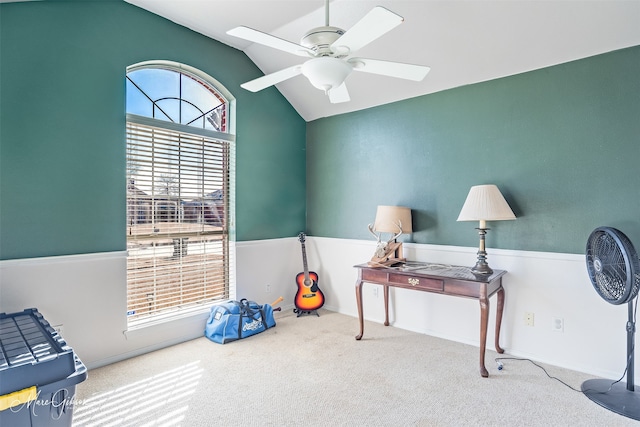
586,227 -> 640,305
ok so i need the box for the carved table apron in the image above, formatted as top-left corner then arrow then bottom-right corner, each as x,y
354,263 -> 506,377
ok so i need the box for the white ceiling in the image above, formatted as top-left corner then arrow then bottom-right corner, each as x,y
43,1 -> 640,120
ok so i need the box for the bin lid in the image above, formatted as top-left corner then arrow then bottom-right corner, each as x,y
0,308 -> 76,396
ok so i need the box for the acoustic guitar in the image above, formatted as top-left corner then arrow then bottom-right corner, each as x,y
294,232 -> 325,312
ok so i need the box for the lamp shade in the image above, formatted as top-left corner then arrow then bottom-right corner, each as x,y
373,205 -> 412,233
457,185 -> 516,224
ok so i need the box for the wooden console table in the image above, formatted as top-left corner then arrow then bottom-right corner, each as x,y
354,263 -> 506,377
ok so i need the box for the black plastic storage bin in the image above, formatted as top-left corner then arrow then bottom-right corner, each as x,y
0,308 -> 87,426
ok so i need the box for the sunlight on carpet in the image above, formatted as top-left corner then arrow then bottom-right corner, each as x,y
74,361 -> 203,426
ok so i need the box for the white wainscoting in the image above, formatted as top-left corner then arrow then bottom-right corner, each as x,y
308,236 -> 634,382
0,251 -> 214,369
0,239 -> 305,369
1,238 -> 634,382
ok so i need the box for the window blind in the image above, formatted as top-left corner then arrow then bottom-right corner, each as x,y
126,121 -> 230,323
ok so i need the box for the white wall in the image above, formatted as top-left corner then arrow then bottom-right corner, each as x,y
0,251 -> 208,368
308,236 -> 635,382
0,239 -> 300,369
1,237 -> 635,383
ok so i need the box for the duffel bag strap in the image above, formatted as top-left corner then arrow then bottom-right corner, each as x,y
240,298 -> 259,316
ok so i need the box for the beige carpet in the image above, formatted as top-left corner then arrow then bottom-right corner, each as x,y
73,310 -> 637,426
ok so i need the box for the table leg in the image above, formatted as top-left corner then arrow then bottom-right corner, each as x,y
479,284 -> 489,378
495,286 -> 505,354
383,284 -> 390,326
355,279 -> 364,340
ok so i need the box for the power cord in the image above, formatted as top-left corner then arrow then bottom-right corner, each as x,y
495,355 -> 637,396
497,292 -> 640,395
494,357 -> 585,393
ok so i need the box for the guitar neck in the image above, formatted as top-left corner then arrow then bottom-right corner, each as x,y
301,240 -> 310,282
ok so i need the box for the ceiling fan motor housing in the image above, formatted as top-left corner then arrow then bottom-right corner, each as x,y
301,26 -> 346,56
227,4 -> 429,103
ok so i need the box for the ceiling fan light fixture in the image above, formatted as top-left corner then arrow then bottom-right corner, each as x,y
302,57 -> 353,93
228,2 -> 430,103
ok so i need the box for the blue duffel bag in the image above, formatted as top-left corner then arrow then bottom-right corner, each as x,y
205,298 -> 276,344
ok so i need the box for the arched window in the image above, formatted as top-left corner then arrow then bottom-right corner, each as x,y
125,61 -> 234,325
126,65 -> 227,132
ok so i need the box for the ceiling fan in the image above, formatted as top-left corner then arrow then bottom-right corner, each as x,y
226,0 -> 430,103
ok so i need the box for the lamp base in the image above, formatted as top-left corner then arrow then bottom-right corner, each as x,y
368,258 -> 406,268
471,256 -> 493,275
368,241 -> 406,268
471,228 -> 493,275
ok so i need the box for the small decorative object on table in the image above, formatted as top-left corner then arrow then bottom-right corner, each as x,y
367,205 -> 412,268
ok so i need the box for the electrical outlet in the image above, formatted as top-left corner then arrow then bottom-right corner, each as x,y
552,317 -> 564,332
525,312 -> 534,327
372,287 -> 379,298
265,283 -> 271,293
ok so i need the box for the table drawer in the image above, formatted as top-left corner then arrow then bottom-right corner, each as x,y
362,269 -> 389,283
389,273 -> 444,291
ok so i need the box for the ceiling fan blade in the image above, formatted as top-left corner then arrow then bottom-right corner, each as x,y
330,6 -> 403,55
241,65 -> 303,92
328,82 -> 350,104
227,26 -> 314,57
350,58 -> 430,81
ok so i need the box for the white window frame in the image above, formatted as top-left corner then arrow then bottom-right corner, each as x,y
125,61 -> 236,328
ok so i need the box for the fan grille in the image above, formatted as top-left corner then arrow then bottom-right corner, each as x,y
586,227 -> 640,305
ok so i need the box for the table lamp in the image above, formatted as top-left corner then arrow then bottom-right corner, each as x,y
368,205 -> 412,267
457,185 -> 515,274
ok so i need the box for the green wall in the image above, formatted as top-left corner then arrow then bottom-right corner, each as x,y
0,0 -> 306,260
3,1 -> 638,260
307,46 -> 640,254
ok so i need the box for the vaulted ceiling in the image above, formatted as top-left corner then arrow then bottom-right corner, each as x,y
12,0 -> 640,121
